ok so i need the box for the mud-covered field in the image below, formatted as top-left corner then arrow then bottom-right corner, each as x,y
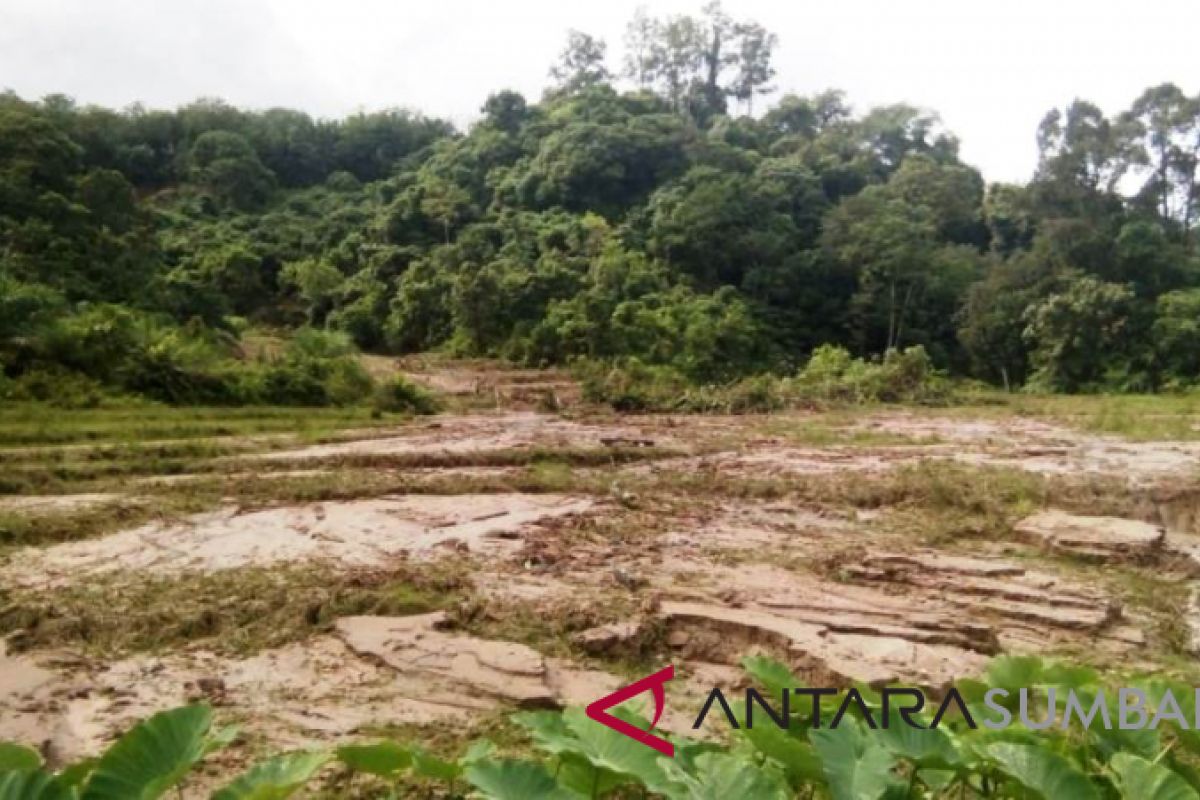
3,361 -> 1200,794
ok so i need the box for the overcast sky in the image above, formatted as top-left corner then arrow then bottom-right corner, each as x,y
1,0 -> 1196,184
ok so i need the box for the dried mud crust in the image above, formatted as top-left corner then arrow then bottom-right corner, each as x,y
5,397 -> 1200,782
243,411 -> 693,463
2,493 -> 596,589
633,412 -> 1200,487
0,612 -> 716,772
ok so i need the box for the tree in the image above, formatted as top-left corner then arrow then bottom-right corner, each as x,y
823,187 -> 940,353
189,130 -> 276,210
620,4 -> 776,122
729,21 -> 777,114
1034,101 -> 1137,218
1023,275 -> 1136,391
281,258 -> 344,324
419,176 -> 473,244
1153,287 -> 1200,381
1123,84 -> 1200,244
549,31 -> 612,95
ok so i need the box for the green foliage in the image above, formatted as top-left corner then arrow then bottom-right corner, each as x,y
5,32 -> 1200,397
792,344 -> 950,404
371,374 -> 441,415
210,751 -> 330,800
0,747 -> 40,774
4,654 -> 1195,798
1024,275 -> 1138,392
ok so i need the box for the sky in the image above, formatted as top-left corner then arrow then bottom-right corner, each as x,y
1,0 -> 1197,184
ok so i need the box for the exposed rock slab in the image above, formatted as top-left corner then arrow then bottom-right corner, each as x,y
658,600 -> 986,689
572,622 -> 645,656
3,493 -> 593,588
1015,510 -> 1165,561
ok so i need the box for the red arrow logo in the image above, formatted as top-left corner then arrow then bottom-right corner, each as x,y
585,664 -> 675,757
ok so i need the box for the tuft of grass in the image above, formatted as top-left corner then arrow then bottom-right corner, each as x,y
0,561 -> 470,657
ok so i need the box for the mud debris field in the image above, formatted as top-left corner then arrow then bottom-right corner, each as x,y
3,363 -> 1200,792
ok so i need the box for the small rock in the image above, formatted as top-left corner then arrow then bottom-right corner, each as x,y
666,630 -> 690,648
572,622 -> 644,656
612,567 -> 647,591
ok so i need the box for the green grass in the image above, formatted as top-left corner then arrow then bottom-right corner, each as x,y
949,390 -> 1200,441
0,561 -> 470,657
0,401 -> 405,448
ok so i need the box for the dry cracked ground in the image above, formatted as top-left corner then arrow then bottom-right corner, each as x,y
3,361 -> 1200,793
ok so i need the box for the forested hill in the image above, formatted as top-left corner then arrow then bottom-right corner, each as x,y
4,4 -> 1200,405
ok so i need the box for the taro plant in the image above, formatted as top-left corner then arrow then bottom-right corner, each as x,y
3,655 -> 1200,798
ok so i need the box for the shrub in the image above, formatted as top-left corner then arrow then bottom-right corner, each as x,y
791,344 -> 950,404
5,367 -> 108,408
578,347 -> 950,413
3,654 -> 1197,799
372,375 -> 440,415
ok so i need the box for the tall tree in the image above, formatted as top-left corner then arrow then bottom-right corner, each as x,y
1124,84 -> 1200,244
729,21 -> 777,114
549,31 -> 612,95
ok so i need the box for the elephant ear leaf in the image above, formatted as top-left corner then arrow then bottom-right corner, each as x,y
336,741 -> 411,779
211,751 -> 331,800
0,744 -> 42,773
809,720 -> 902,800
0,770 -> 76,800
463,759 -> 581,800
82,704 -> 214,800
1110,753 -> 1199,800
983,742 -> 1098,800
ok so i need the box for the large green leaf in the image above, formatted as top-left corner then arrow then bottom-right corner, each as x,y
0,771 -> 75,800
561,707 -> 674,792
335,741 -> 411,779
54,759 -> 97,790
513,712 -> 580,759
81,704 -> 214,800
661,752 -> 790,800
738,722 -> 824,788
741,655 -> 801,697
463,759 -> 580,800
874,721 -> 963,768
985,655 -> 1044,692
1110,754 -> 1199,800
1134,679 -> 1200,755
410,748 -> 462,782
210,751 -> 330,800
983,742 -> 1098,800
809,720 -> 901,800
0,745 -> 41,773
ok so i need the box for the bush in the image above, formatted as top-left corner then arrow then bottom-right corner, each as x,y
4,367 -> 108,408
372,375 -> 440,415
791,344 -> 950,404
578,347 -> 950,413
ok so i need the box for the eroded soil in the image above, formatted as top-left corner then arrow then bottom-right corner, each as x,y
3,369 -> 1200,793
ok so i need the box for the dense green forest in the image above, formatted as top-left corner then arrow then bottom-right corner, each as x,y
4,4 -> 1200,405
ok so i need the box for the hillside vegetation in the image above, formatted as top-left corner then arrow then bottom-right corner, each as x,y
5,5 -> 1200,404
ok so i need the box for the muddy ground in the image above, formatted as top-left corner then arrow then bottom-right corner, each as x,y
2,361 -> 1200,793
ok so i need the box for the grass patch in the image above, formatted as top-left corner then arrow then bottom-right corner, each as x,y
0,561 -> 470,657
948,391 -> 1200,441
0,491 -> 218,548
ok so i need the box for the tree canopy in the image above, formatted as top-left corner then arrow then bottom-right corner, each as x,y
5,3 -> 1200,401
